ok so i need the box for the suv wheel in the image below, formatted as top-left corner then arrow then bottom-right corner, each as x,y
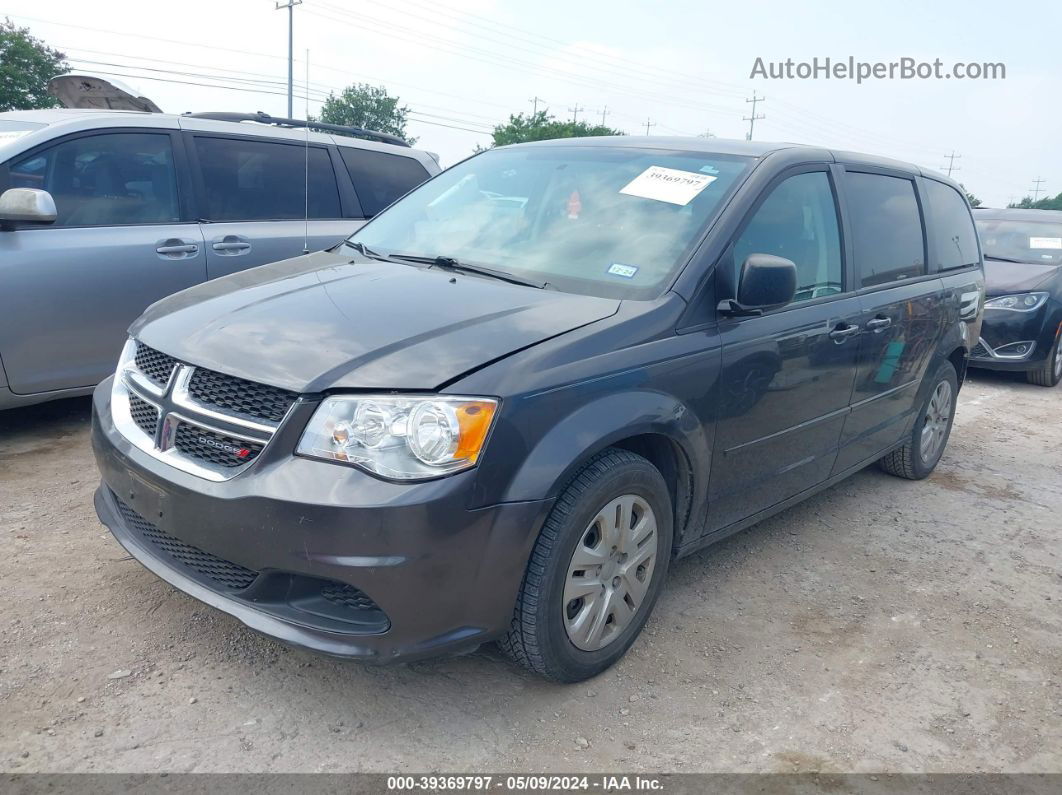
1026,332 -> 1062,387
879,361 -> 959,480
499,448 -> 673,682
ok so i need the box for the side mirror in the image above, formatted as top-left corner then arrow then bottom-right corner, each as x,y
0,188 -> 57,230
718,253 -> 797,316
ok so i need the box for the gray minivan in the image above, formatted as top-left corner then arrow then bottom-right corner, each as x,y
0,109 -> 439,410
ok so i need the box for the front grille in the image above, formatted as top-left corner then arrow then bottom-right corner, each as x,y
134,343 -> 178,386
188,367 -> 297,424
320,582 -> 381,612
115,496 -> 258,591
128,394 -> 159,438
173,423 -> 263,468
972,342 -> 990,358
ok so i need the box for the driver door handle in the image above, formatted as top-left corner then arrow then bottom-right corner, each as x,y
829,323 -> 861,342
866,316 -> 893,333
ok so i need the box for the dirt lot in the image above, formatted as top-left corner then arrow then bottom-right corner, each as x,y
1,370 -> 1059,774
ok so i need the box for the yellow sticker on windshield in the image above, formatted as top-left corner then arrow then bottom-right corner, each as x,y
619,166 -> 717,206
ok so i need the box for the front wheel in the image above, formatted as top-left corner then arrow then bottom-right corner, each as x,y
879,361 -> 959,480
1026,332 -> 1062,387
499,448 -> 673,682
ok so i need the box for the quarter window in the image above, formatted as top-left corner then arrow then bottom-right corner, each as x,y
194,137 -> 341,221
733,171 -> 843,302
339,147 -> 431,217
8,133 -> 179,227
846,172 -> 926,286
924,180 -> 979,270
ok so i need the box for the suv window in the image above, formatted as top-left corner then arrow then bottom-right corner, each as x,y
733,171 -> 843,301
339,147 -> 431,217
846,172 -> 925,287
194,137 -> 341,221
8,132 -> 179,227
925,180 -> 979,270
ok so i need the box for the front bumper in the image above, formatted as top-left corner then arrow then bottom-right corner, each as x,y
91,378 -> 552,663
969,304 -> 1061,372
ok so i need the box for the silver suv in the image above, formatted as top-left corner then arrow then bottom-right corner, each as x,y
0,109 -> 439,409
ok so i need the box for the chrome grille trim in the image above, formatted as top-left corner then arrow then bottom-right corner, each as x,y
111,339 -> 297,482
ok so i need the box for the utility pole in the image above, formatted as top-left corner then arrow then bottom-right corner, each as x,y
644,118 -> 656,135
941,151 -> 962,177
529,96 -> 545,115
1031,177 -> 1047,202
568,104 -> 584,123
743,91 -> 765,141
599,105 -> 609,126
701,128 -> 715,139
275,0 -> 302,118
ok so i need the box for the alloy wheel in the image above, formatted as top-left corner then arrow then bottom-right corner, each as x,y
562,495 -> 659,652
919,380 -> 953,463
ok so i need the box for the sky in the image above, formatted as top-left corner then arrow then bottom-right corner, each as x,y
4,0 -> 1059,207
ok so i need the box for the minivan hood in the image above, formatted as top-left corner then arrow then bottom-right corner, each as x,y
984,259 -> 1059,296
132,249 -> 620,393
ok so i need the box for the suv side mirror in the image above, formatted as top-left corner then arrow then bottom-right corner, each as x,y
718,253 -> 798,316
0,188 -> 57,230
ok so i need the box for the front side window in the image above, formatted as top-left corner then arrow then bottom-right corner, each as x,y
846,172 -> 926,287
340,147 -> 431,217
925,180 -> 979,270
194,137 -> 341,221
8,132 -> 179,227
348,145 -> 753,299
976,218 -> 1062,266
732,171 -> 843,302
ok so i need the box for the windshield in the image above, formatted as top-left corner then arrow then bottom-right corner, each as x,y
346,145 -> 753,298
976,218 -> 1062,266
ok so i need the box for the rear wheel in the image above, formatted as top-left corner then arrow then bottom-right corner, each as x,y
879,361 -> 958,480
499,448 -> 672,682
1026,333 -> 1062,387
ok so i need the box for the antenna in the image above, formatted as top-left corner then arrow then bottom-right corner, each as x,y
303,48 -> 310,255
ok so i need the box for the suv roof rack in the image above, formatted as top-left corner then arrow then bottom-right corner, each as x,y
182,111 -> 411,148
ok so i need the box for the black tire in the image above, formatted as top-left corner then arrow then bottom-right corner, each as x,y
498,448 -> 673,683
1026,334 -> 1062,387
879,361 -> 959,480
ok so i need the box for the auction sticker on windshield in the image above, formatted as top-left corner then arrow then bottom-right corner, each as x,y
620,166 -> 717,206
1030,237 -> 1062,249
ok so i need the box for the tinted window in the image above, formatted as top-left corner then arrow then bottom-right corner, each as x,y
9,133 -> 178,227
733,171 -> 843,301
846,172 -> 925,287
194,137 -> 341,221
925,180 -> 979,269
340,147 -> 430,217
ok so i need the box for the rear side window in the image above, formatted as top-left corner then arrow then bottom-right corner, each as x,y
924,180 -> 979,270
733,171 -> 843,301
8,132 -> 178,227
339,147 -> 430,217
846,172 -> 926,287
194,137 -> 341,221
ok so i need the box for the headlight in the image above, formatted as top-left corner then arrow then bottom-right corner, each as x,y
984,292 -> 1048,312
296,395 -> 498,480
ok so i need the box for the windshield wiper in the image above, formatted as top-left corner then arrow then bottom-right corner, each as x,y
984,254 -> 1029,264
345,240 -> 405,264
388,253 -> 549,289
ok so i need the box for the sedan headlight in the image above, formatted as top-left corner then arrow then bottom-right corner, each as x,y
984,292 -> 1048,312
296,395 -> 498,480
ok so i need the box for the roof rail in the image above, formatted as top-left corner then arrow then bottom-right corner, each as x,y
182,111 -> 411,148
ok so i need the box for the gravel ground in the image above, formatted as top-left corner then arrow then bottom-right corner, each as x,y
1,370 -> 1059,774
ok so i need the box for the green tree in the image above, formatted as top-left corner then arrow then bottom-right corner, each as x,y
1009,192 -> 1062,211
0,18 -> 67,112
318,83 -> 415,144
485,110 -> 624,148
960,185 -> 982,208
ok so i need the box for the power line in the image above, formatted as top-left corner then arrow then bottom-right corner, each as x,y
274,0 -> 303,117
643,118 -> 656,135
529,96 -> 545,115
568,104 -> 584,123
1030,177 -> 1047,202
599,105 -> 609,126
941,151 -> 962,177
743,92 -> 765,141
